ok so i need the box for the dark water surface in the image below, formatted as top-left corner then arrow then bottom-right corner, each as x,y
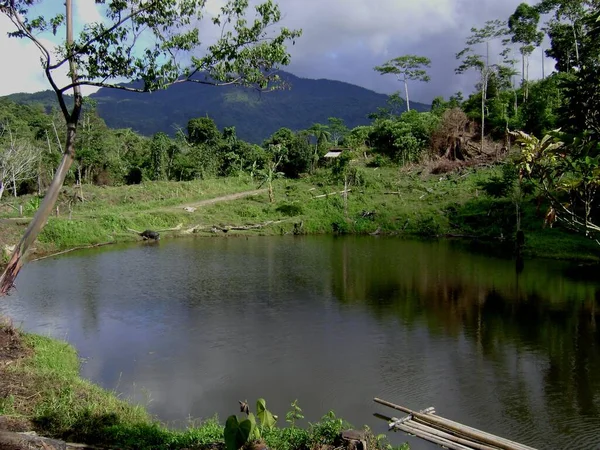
2,236 -> 600,449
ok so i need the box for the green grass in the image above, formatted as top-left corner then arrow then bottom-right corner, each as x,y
0,327 -> 409,449
1,161 -> 598,262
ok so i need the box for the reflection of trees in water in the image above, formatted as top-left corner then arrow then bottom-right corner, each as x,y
328,237 -> 600,444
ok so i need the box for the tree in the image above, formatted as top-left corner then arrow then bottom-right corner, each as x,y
187,117 -> 222,147
368,92 -> 406,119
0,124 -> 39,200
514,129 -> 600,243
508,3 -> 544,100
456,20 -> 509,152
307,123 -> 330,173
149,132 -> 171,181
374,55 -> 431,112
326,117 -> 348,146
263,127 -> 311,177
257,144 -> 285,203
536,0 -> 593,67
0,0 -> 301,294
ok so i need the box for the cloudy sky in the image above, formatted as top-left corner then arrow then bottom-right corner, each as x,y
0,0 -> 555,103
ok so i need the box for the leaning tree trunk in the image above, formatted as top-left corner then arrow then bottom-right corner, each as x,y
0,0 -> 81,295
0,123 -> 78,294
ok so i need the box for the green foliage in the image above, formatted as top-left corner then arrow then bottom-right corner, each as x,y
374,55 -> 431,111
514,129 -> 600,241
430,92 -> 464,116
309,411 -> 350,446
508,3 -> 544,56
345,126 -> 372,151
520,74 -> 566,136
263,426 -> 310,450
150,132 -> 170,181
366,154 -> 392,168
275,203 -> 304,216
5,76 -> 433,145
224,399 -> 277,450
188,117 -> 222,146
477,162 -> 519,198
327,117 -> 349,145
224,414 -> 256,450
285,399 -> 305,427
369,110 -> 439,164
264,128 -> 312,178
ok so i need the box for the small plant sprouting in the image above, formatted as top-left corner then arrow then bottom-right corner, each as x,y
285,399 -> 305,428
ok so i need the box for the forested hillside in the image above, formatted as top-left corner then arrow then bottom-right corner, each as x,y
2,71 -> 430,143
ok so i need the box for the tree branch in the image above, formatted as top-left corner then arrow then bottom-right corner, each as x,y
48,1 -> 155,71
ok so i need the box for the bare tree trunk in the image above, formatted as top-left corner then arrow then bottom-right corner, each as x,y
403,77 -> 410,112
525,53 -> 530,101
0,0 -> 82,295
521,51 -> 525,92
481,41 -> 489,154
0,182 -> 4,201
11,173 -> 17,197
572,22 -> 579,65
481,73 -> 486,154
541,46 -> 545,79
343,175 -> 348,218
37,150 -> 42,196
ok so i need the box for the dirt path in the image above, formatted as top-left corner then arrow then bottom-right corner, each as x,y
0,188 -> 268,223
160,188 -> 267,212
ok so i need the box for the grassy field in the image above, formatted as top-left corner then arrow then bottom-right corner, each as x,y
1,160 -> 599,265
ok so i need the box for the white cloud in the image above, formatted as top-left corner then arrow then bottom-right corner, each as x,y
75,0 -> 105,25
0,2 -> 104,97
0,16 -> 52,96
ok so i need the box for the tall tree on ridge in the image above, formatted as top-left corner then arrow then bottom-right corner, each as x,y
508,3 -> 544,100
456,20 -> 509,152
374,55 -> 431,112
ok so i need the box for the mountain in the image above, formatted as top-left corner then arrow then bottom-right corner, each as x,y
2,71 -> 431,143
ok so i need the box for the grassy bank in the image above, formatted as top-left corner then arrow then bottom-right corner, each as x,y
1,161 -> 599,265
0,323 -> 406,450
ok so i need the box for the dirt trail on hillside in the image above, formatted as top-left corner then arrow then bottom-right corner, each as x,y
0,188 -> 268,224
160,188 -> 267,212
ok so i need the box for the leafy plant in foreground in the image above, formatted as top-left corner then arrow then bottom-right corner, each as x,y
224,398 -> 277,450
513,129 -> 600,243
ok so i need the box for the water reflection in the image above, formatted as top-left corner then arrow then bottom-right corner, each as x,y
329,237 -> 600,448
1,236 -> 599,450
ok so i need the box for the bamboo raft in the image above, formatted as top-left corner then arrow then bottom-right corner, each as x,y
374,398 -> 537,450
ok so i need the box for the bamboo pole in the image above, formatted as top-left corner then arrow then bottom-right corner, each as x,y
376,413 -> 498,450
389,419 -> 475,450
374,398 -> 536,450
407,420 -> 500,450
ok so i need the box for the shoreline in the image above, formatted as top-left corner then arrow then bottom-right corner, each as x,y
0,323 -> 404,450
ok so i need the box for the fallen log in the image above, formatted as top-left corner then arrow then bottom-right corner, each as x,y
126,224 -> 182,235
312,189 -> 351,199
30,242 -> 114,262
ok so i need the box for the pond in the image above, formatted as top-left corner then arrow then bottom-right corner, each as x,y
1,236 -> 599,449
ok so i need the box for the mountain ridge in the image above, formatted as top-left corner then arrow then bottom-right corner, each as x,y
2,71 -> 431,143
